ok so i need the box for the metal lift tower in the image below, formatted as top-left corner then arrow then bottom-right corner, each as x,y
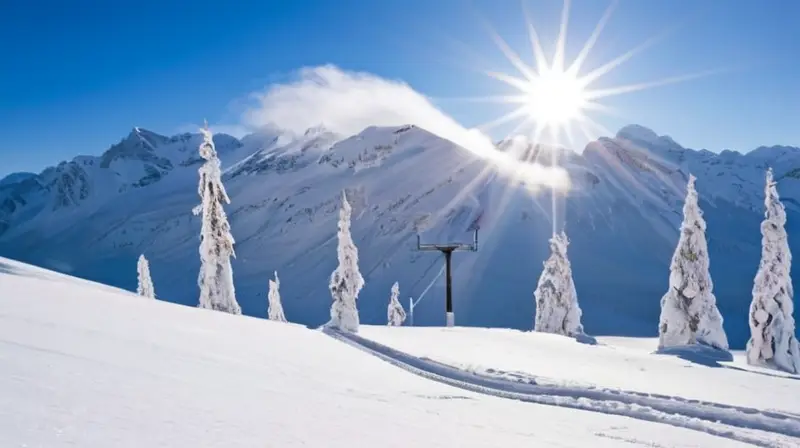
416,228 -> 478,327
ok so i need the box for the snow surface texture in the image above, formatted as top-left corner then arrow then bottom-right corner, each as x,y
747,168 -> 800,373
336,328 -> 800,447
267,271 -> 287,322
1,257 -> 763,448
387,281 -> 406,326
534,231 -> 583,336
3,123 -> 800,347
136,254 -> 155,299
194,125 -> 240,315
359,326 -> 800,446
659,175 -> 728,350
327,192 -> 364,332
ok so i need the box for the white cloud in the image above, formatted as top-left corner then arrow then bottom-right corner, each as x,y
240,65 -> 568,189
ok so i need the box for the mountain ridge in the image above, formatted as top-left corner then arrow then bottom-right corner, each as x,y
1,122 -> 799,349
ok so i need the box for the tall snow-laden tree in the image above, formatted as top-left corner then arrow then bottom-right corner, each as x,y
658,175 -> 728,350
387,281 -> 406,326
747,168 -> 800,373
267,271 -> 287,322
534,231 -> 583,336
193,121 -> 241,315
327,191 -> 364,332
136,254 -> 155,299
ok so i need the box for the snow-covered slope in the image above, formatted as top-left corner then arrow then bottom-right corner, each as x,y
1,123 -> 799,348
359,326 -> 800,413
2,257 -> 766,448
4,257 -> 798,447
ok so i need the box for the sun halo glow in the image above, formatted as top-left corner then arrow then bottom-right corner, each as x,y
523,68 -> 587,129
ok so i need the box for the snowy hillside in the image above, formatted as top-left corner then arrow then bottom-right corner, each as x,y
2,257 -> 798,447
2,123 -> 800,348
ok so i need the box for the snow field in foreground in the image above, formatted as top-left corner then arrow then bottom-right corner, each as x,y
0,257 -> 787,447
359,326 -> 800,414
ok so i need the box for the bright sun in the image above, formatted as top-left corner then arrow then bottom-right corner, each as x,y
470,0 -> 716,148
523,68 -> 587,127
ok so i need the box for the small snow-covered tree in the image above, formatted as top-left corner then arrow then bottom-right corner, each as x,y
267,271 -> 287,322
327,191 -> 364,332
193,121 -> 241,315
747,168 -> 800,373
658,175 -> 728,350
534,231 -> 583,336
387,281 -> 406,326
136,254 -> 155,299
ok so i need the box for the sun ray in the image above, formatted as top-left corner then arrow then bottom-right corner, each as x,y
567,0 -> 618,77
483,22 -> 538,82
521,1 -> 550,74
458,0 -> 725,210
577,18 -> 695,89
477,106 -> 531,132
553,0 -> 572,73
433,95 -> 530,104
584,69 -> 724,100
562,120 -> 577,150
486,71 -> 533,92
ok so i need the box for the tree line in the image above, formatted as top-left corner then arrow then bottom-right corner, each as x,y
135,124 -> 800,375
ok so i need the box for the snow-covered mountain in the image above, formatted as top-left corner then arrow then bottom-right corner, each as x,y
2,123 -> 799,348
0,171 -> 36,188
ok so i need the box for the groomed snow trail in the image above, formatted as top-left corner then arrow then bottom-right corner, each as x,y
325,329 -> 800,448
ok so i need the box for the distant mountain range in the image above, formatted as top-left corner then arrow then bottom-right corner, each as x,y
2,123 -> 799,348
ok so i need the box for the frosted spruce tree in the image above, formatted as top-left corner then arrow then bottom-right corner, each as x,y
658,175 -> 728,350
327,191 -> 364,332
534,231 -> 583,336
193,121 -> 241,314
136,254 -> 155,299
387,281 -> 407,326
747,168 -> 800,373
267,271 -> 287,322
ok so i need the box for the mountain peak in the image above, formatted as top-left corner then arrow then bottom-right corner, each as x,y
615,124 -> 660,144
0,172 -> 36,188
304,124 -> 330,137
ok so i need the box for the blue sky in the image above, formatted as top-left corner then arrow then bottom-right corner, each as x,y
1,0 -> 798,177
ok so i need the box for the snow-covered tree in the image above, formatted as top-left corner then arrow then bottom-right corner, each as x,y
267,271 -> 287,322
658,175 -> 728,350
193,121 -> 241,315
747,168 -> 800,373
534,231 -> 583,336
387,281 -> 406,326
136,254 -> 155,299
327,191 -> 364,332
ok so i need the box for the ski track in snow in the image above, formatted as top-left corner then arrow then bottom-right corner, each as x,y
325,328 -> 800,448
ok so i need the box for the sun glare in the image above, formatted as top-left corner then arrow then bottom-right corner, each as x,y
523,68 -> 587,128
463,0 -> 719,149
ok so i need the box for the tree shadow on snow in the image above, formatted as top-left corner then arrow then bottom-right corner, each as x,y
655,344 -> 800,380
0,261 -> 20,276
575,333 -> 599,346
654,344 -> 734,367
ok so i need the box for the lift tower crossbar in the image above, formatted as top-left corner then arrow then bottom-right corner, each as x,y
416,228 -> 478,327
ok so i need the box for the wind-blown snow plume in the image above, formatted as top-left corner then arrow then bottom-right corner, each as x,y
659,175 -> 728,350
241,65 -> 568,189
267,271 -> 287,322
387,281 -> 407,326
534,232 -> 583,336
747,168 -> 800,373
136,254 -> 155,299
193,123 -> 241,315
327,191 -> 364,332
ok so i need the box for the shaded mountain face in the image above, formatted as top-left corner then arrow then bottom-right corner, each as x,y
0,172 -> 36,188
1,123 -> 798,348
